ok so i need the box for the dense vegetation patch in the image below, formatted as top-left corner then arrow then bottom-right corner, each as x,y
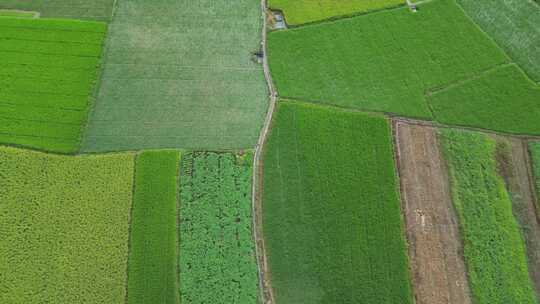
127,151 -> 180,304
440,129 -> 537,304
0,17 -> 106,153
530,142 -> 540,214
457,0 -> 540,82
0,146 -> 134,303
267,0 -> 507,119
83,0 -> 267,152
179,152 -> 258,303
262,101 -> 412,304
429,64 -> 540,135
268,0 -> 403,26
0,0 -> 115,21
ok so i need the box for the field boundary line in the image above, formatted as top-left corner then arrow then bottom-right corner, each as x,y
523,140 -> 540,222
124,152 -> 138,304
252,0 -> 277,303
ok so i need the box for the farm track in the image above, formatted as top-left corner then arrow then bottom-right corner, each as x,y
252,0 -> 277,303
393,120 -> 472,304
491,136 -> 540,298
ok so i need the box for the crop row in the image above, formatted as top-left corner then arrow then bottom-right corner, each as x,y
530,142 -> 540,216
439,129 -> 537,303
0,146 -> 134,303
263,101 -> 413,303
179,152 -> 258,303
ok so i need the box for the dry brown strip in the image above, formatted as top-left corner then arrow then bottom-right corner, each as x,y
493,136 -> 540,298
394,120 -> 472,304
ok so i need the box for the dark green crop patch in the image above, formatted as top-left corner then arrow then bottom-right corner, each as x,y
179,152 -> 259,303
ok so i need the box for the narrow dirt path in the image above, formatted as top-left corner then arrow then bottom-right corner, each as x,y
393,120 -> 472,304
251,1 -> 278,303
492,136 -> 540,298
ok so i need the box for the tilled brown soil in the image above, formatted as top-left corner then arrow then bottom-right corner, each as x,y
493,136 -> 540,298
393,120 -> 472,304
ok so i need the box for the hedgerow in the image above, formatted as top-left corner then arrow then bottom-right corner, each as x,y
262,101 -> 413,304
457,0 -> 540,82
429,64 -> 540,135
127,150 -> 181,304
268,0 -> 403,26
0,17 -> 106,153
179,152 -> 259,303
439,129 -> 537,304
0,146 -> 134,303
267,0 -> 508,119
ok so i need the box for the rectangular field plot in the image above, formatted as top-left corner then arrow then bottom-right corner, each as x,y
429,64 -> 540,135
0,17 -> 107,153
0,0 -> 115,21
0,146 -> 134,304
267,0 -> 508,119
179,152 -> 258,303
262,101 -> 413,304
127,151 -> 180,304
268,0 -> 403,26
439,129 -> 537,304
457,0 -> 540,82
82,0 -> 268,152
530,142 -> 540,215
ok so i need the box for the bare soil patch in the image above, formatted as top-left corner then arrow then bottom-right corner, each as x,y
394,120 -> 472,304
492,136 -> 540,298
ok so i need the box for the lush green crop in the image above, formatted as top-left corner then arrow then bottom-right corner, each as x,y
262,101 -> 412,304
0,9 -> 37,18
0,146 -> 134,303
0,0 -> 115,21
268,0 -> 403,26
457,0 -> 540,82
127,151 -> 180,304
530,142 -> 540,214
439,129 -> 537,304
82,0 -> 268,152
267,0 -> 508,119
429,64 -> 540,135
0,17 -> 106,153
179,152 -> 259,303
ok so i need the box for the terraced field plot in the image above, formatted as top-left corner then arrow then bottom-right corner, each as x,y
268,0 -> 403,26
179,152 -> 258,303
457,0 -> 540,82
263,101 -> 412,304
127,151 -> 180,304
83,0 -> 268,152
440,129 -> 537,304
0,0 -> 115,21
0,17 -> 106,153
267,0 -> 508,119
0,147 -> 134,303
429,64 -> 540,135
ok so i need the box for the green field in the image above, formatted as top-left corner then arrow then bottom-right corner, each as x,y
0,17 -> 107,153
262,101 -> 412,303
268,0 -> 403,26
0,9 -> 37,18
429,64 -> 540,135
267,0 -> 508,119
179,152 -> 259,303
127,151 -> 180,304
530,142 -> 540,214
0,0 -> 115,21
457,0 -> 540,82
82,0 -> 268,152
440,129 -> 537,304
0,146 -> 134,303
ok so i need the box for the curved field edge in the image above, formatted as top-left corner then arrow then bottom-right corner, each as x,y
179,152 -> 259,303
262,101 -> 413,303
127,150 -> 180,304
0,146 -> 134,303
439,129 -> 538,304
